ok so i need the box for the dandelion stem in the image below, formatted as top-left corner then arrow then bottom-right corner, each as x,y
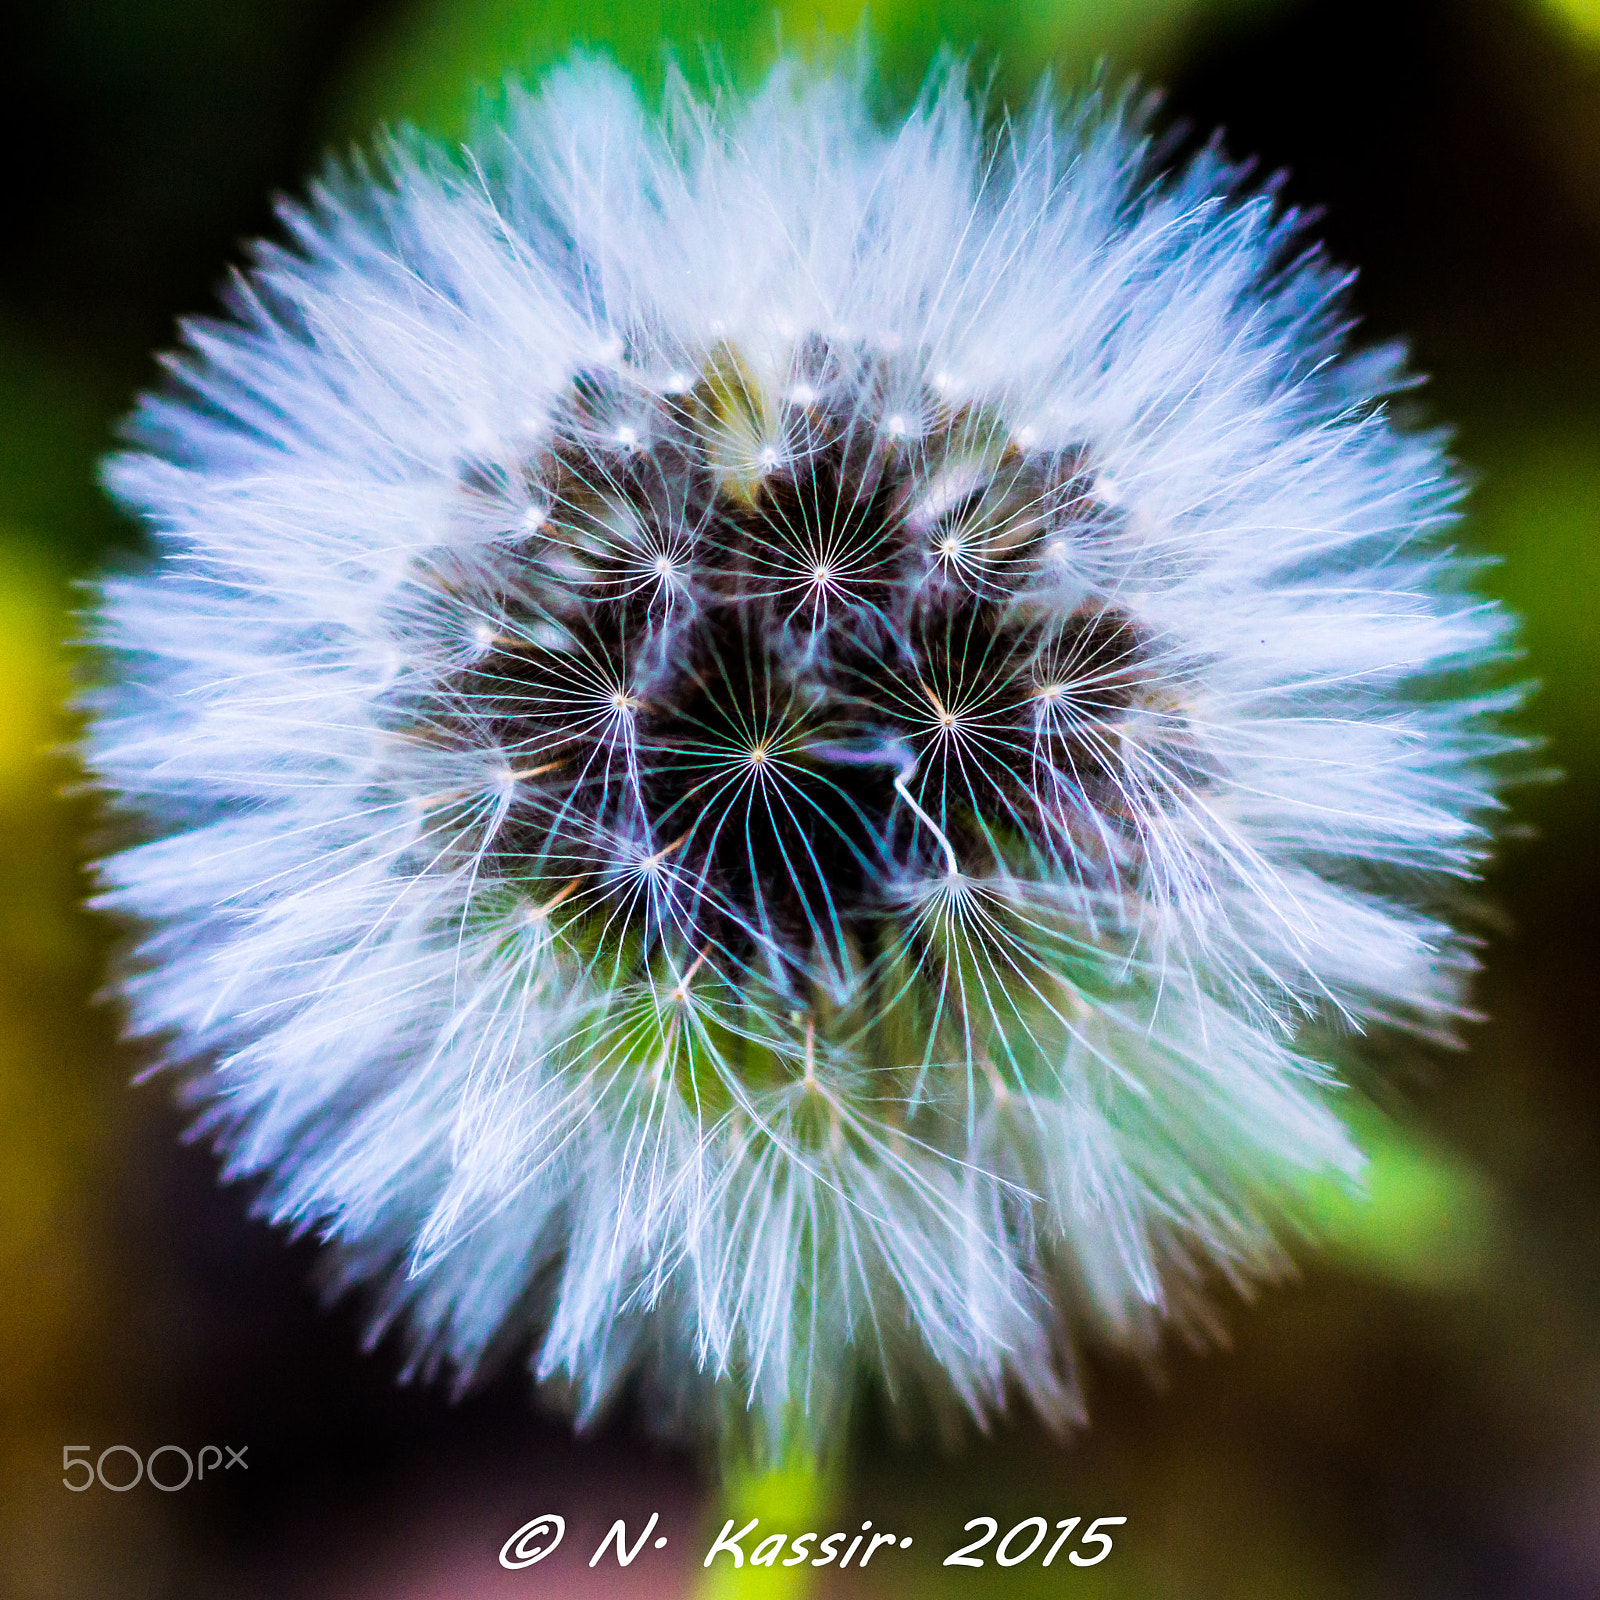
697,1414 -> 840,1600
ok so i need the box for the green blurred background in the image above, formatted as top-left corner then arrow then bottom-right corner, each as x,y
3,1 -> 1598,1595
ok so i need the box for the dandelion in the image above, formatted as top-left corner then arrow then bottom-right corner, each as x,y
85,57 -> 1514,1454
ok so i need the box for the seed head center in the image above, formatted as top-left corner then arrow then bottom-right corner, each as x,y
446,344 -> 1159,983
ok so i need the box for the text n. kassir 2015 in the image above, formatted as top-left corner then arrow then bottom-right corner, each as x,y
499,1510 -> 1126,1572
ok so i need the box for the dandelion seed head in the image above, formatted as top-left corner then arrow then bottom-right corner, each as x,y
84,57 -> 1517,1451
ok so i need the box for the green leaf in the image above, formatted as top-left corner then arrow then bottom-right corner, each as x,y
1297,1107 -> 1500,1291
327,0 -> 1295,140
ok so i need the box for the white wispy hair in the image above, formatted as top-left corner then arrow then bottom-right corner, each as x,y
86,56 -> 1514,1448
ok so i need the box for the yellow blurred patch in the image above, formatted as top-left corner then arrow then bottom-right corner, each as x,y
0,533 -> 71,800
1541,0 -> 1600,43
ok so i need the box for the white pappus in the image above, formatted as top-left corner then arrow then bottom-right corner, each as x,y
85,57 -> 1515,1449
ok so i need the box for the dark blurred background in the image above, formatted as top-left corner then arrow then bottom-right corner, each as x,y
2,1 -> 1597,1595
